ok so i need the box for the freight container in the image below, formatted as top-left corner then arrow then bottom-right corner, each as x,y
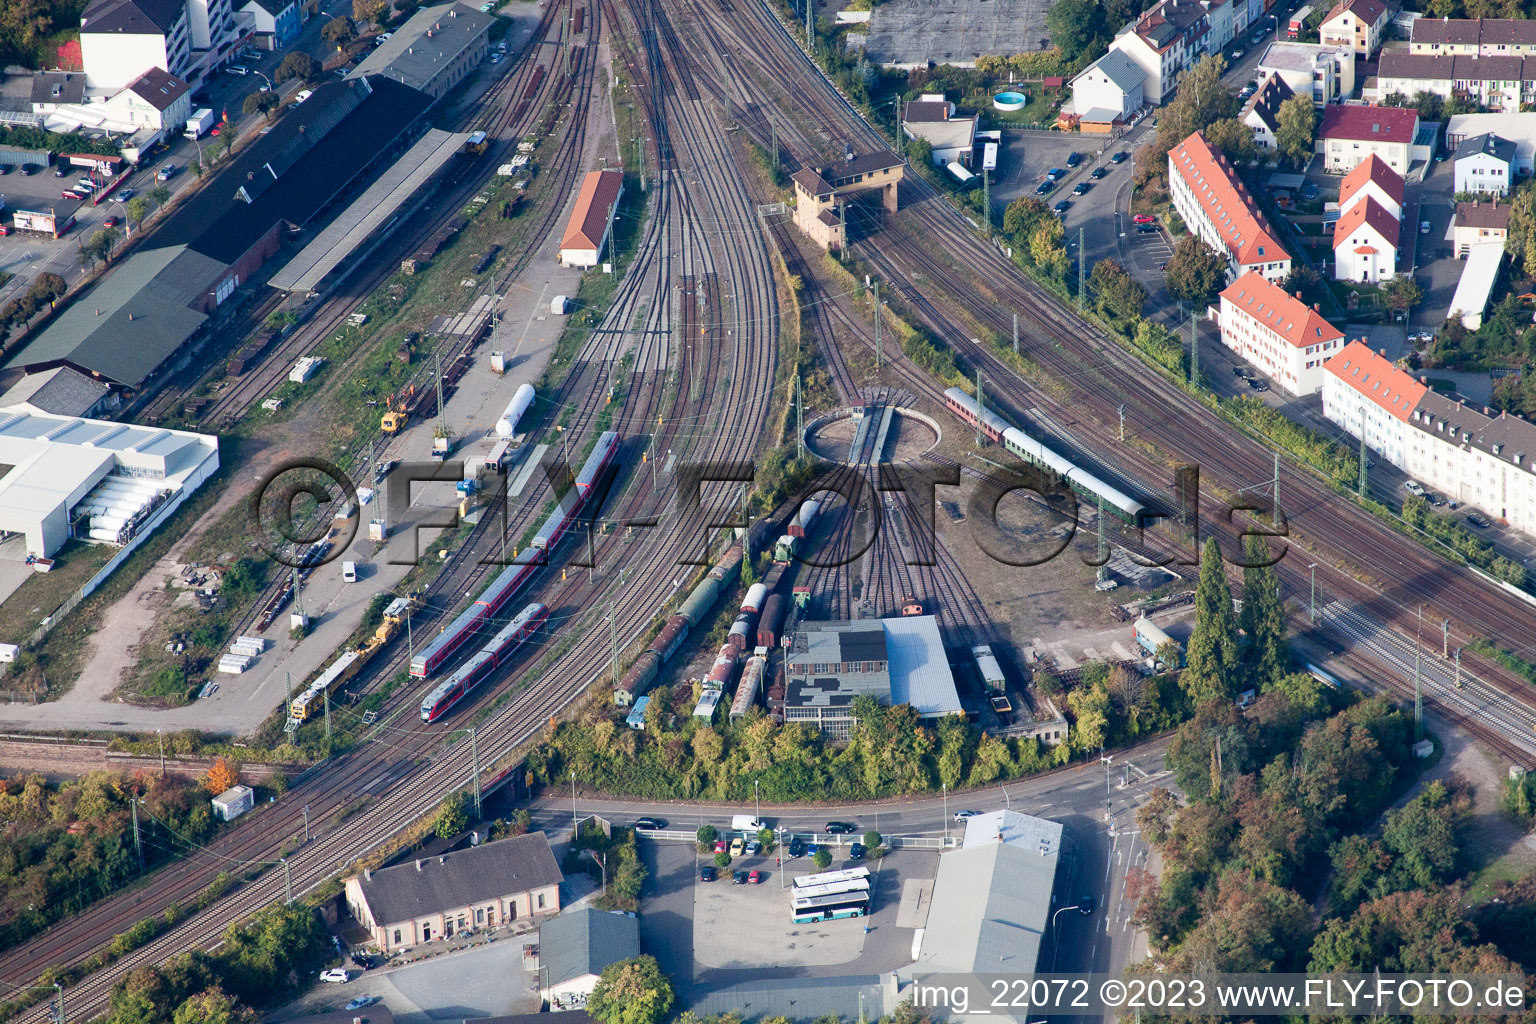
789,498 -> 821,538
728,617 -> 751,650
731,656 -> 765,719
757,593 -> 786,648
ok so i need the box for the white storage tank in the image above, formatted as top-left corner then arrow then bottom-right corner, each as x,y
495,383 -> 537,438
740,582 -> 768,615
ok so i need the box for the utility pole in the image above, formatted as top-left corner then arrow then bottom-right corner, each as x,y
157,729 -> 165,778
1358,430 -> 1368,497
1309,563 -> 1317,625
285,670 -> 291,704
292,566 -> 304,622
805,0 -> 811,43
471,725 -> 482,819
1077,226 -> 1085,310
323,686 -> 331,751
982,167 -> 990,233
1012,313 -> 1019,356
1414,604 -> 1424,742
53,983 -> 62,1024
302,804 -> 310,842
873,281 -> 882,370
609,601 -> 619,691
1272,452 -> 1281,528
281,857 -> 292,904
795,372 -> 804,460
770,115 -> 777,178
434,349 -> 446,441
131,797 -> 144,873
1118,403 -> 1125,441
1454,647 -> 1462,689
1101,746 -> 1113,823
1189,315 -> 1198,386
1442,619 -> 1450,658
974,370 -> 984,447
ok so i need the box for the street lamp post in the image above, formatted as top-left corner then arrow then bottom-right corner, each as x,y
1309,563 -> 1318,624
941,783 -> 948,843
587,849 -> 607,891
754,779 -> 761,826
569,771 -> 577,833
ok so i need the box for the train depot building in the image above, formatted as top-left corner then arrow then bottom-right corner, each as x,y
779,616 -> 961,738
344,832 -> 563,952
791,151 -> 903,251
558,169 -> 625,268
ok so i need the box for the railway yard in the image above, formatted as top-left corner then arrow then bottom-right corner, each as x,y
4,0 -> 1536,1019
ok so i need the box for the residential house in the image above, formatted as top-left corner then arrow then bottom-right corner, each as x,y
79,0 -> 194,91
343,832 -> 563,952
540,908 -> 641,1012
1333,197 -> 1400,282
1454,133 -> 1515,195
1321,340 -> 1427,470
1446,113 -> 1536,178
1405,392 -> 1536,536
1067,50 -> 1146,128
102,66 -> 191,131
1256,40 -> 1356,104
1242,73 -> 1295,149
1108,0 -> 1218,104
237,0 -> 301,49
1452,198 -> 1510,257
1338,153 -> 1404,219
1167,130 -> 1292,284
1376,51 -> 1535,113
901,95 -> 977,167
1318,0 -> 1388,56
1316,104 -> 1419,173
1409,17 -> 1536,56
1218,272 -> 1346,395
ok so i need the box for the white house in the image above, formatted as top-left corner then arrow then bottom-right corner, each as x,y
1405,392 -> 1536,538
1446,114 -> 1536,180
1317,104 -> 1419,174
1338,153 -> 1403,220
102,66 -> 191,131
1218,272 -> 1345,395
1321,340 -> 1426,471
901,95 -> 978,167
1108,0 -> 1218,104
1067,50 -> 1146,128
1257,41 -> 1356,105
1454,133 -> 1516,196
80,0 -> 195,91
1452,199 -> 1510,258
1333,197 -> 1399,283
1318,0 -> 1388,56
1168,131 -> 1291,284
1242,74 -> 1295,150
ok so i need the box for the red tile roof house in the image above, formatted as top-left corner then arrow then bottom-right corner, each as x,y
1338,153 -> 1404,220
1320,340 -> 1427,470
1167,130 -> 1292,284
1218,272 -> 1345,395
1316,105 -> 1420,175
557,169 -> 624,268
1333,197 -> 1400,283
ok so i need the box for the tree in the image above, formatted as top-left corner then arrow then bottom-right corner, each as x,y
1239,534 -> 1289,689
1029,218 -> 1070,280
1203,117 -> 1258,162
863,829 -> 883,851
1150,55 -> 1235,163
1003,196 -> 1049,244
587,956 -> 674,1024
242,91 -> 280,121
1045,0 -> 1106,62
352,0 -> 387,25
1164,235 -> 1228,310
83,226 -> 123,266
171,986 -> 258,1024
695,824 -> 717,847
1382,274 -> 1423,312
713,850 -> 730,868
813,847 -> 832,870
906,136 -> 933,167
1089,258 -> 1147,322
275,51 -> 319,83
125,195 -> 151,230
1410,89 -> 1445,122
1183,537 -> 1242,705
149,185 -> 171,209
1275,95 -> 1317,166
433,791 -> 469,839
205,757 -> 240,795
322,15 -> 356,47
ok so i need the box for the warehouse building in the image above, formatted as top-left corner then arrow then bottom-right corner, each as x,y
345,832 -> 563,952
349,2 -> 493,101
783,615 -> 962,739
0,407 -> 219,557
539,907 -> 640,1011
558,169 -> 625,268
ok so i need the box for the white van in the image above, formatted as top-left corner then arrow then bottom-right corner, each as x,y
342,561 -> 358,583
731,814 -> 764,832
1405,480 -> 1426,497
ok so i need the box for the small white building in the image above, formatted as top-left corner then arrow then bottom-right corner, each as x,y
1318,0 -> 1388,56
1454,133 -> 1516,196
1218,272 -> 1346,395
1257,40 -> 1356,105
1321,340 -> 1425,470
540,907 -> 641,1011
557,169 -> 624,268
1338,153 -> 1404,220
210,784 -> 255,822
1242,74 -> 1295,150
1067,50 -> 1146,128
1449,242 -> 1504,330
1333,197 -> 1399,283
1446,114 -> 1536,178
901,95 -> 977,167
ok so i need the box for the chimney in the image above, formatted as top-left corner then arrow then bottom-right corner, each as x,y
439,855 -> 446,864
128,313 -> 134,320
1295,291 -> 1302,299
415,859 -> 422,871
1313,303 -> 1320,311
95,309 -> 101,316
364,868 -> 372,882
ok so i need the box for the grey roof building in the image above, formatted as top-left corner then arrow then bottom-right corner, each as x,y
349,2 -> 494,99
345,832 -> 564,951
1456,132 -> 1516,163
0,367 -> 112,417
1,245 -> 221,388
30,72 -> 87,106
783,616 -> 961,738
80,0 -> 187,34
540,907 -> 641,1010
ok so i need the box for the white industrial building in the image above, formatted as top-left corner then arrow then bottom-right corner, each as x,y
1449,243 -> 1504,330
1218,272 -> 1345,396
1320,341 -> 1425,470
0,408 -> 218,557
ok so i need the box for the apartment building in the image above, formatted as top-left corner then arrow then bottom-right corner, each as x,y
1257,41 -> 1356,105
1376,52 -> 1536,113
1109,0 -> 1227,104
80,0 -> 194,90
1452,198 -> 1510,257
1316,104 -> 1419,173
1321,341 -> 1427,469
1454,133 -> 1515,195
1218,272 -> 1345,395
1318,0 -> 1388,56
1168,131 -> 1291,284
1409,16 -> 1536,55
1406,395 -> 1536,536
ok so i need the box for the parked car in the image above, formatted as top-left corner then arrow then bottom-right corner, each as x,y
700,865 -> 716,881
1228,47 -> 1244,62
1046,167 -> 1066,180
156,164 -> 178,181
729,837 -> 745,857
788,837 -> 805,858
954,809 -> 978,821
713,839 -> 726,853
1233,365 -> 1251,377
1090,166 -> 1108,179
319,969 -> 350,984
490,53 -> 504,64
1431,494 -> 1447,506
102,216 -> 120,228
296,89 -> 314,103
746,840 -> 762,855
0,164 -> 11,175
54,166 -> 68,177
1110,150 -> 1128,163
374,458 -> 401,484
849,843 -> 866,859
1467,512 -> 1490,528
18,164 -> 37,175
1136,223 -> 1157,233
732,870 -> 749,884
633,817 -> 666,830
1405,480 -> 1426,496
227,64 -> 250,75
1072,181 -> 1091,195
61,190 -> 80,200
1035,181 -> 1054,195
0,225 -> 10,236
805,842 -> 820,856
1079,896 -> 1095,915
825,821 -> 858,834
1054,200 -> 1071,213
1250,27 -> 1267,44
346,997 -> 378,1010
1133,213 -> 1154,224
117,188 -> 135,200
1065,151 -> 1081,167
748,870 -> 762,884
1300,182 -> 1318,199
1248,378 -> 1270,392
1421,220 -> 1432,234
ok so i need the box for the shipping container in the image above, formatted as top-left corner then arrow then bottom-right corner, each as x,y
757,593 -> 786,648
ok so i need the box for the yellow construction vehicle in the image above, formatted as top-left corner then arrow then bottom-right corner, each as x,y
381,394 -> 409,434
